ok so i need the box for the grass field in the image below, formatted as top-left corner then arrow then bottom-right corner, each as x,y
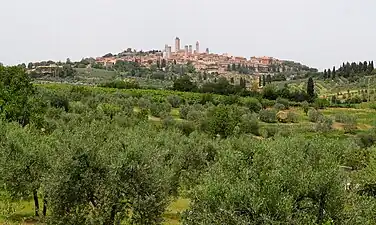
75,68 -> 117,84
0,198 -> 190,225
276,76 -> 376,98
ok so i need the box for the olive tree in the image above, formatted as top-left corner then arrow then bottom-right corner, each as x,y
44,121 -> 174,225
183,135 -> 349,224
0,66 -> 35,126
0,122 -> 49,217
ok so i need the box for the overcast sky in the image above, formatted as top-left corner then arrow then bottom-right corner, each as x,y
1,0 -> 375,70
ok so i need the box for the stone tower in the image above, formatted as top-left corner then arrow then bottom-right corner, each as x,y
175,37 -> 181,52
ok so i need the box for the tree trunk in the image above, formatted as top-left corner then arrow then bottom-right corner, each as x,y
33,189 -> 40,217
43,197 -> 47,217
317,193 -> 326,224
103,205 -> 117,225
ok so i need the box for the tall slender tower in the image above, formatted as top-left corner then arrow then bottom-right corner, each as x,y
164,44 -> 169,59
196,41 -> 200,54
184,45 -> 189,56
175,37 -> 181,52
168,46 -> 172,59
188,45 -> 193,55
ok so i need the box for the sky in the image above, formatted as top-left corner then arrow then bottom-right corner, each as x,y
0,0 -> 375,70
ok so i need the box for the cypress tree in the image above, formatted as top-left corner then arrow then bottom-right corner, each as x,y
324,69 -> 328,79
328,69 -> 331,79
332,66 -> 336,79
262,75 -> 266,87
156,59 -> 160,68
259,76 -> 262,87
368,61 -> 374,74
359,62 -> 363,73
266,74 -> 272,84
364,61 -> 368,72
161,59 -> 167,68
307,77 -> 315,101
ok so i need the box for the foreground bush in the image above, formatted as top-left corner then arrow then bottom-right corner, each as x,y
167,95 -> 182,108
276,97 -> 290,109
315,116 -> 333,132
356,131 -> 376,149
45,122 -> 174,225
242,98 -> 262,113
314,98 -> 330,109
259,109 -> 277,123
287,111 -> 299,123
183,136 -> 351,224
308,109 -> 323,122
239,113 -> 259,136
205,105 -> 242,138
335,113 -> 357,133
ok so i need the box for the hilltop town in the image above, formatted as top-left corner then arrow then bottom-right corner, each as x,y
24,37 -> 318,90
95,37 -> 316,77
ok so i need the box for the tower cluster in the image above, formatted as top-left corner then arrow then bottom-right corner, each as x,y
163,37 -> 205,59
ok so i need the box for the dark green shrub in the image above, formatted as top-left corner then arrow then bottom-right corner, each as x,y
97,103 -> 121,119
138,98 -> 151,110
177,121 -> 196,136
167,95 -> 182,108
162,116 -> 176,128
206,105 -> 242,138
136,108 -> 149,121
69,86 -> 92,101
315,116 -> 333,132
274,103 -> 286,111
239,113 -> 259,136
243,98 -> 262,113
369,103 -> 376,110
187,110 -> 205,124
335,113 -> 356,124
302,101 -> 309,115
191,104 -> 205,112
50,95 -> 69,112
287,111 -> 299,123
276,97 -> 289,109
314,98 -> 330,109
69,101 -> 89,114
334,113 -> 357,134
308,109 -> 323,122
223,95 -> 240,105
261,99 -> 275,109
179,104 -> 191,119
200,93 -> 215,105
150,102 -> 171,118
356,133 -> 376,149
259,109 -> 277,123
260,126 -> 278,138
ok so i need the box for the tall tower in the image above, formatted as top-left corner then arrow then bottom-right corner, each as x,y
164,44 -> 169,59
205,48 -> 210,54
196,41 -> 200,54
188,45 -> 193,55
175,37 -> 181,52
168,46 -> 172,59
184,45 -> 189,56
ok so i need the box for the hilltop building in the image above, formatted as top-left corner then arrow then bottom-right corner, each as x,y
94,37 -> 293,76
175,37 -> 180,53
184,45 -> 189,56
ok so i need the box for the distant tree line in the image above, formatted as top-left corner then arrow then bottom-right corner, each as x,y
172,75 -> 316,102
323,61 -> 375,81
227,63 -> 252,74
